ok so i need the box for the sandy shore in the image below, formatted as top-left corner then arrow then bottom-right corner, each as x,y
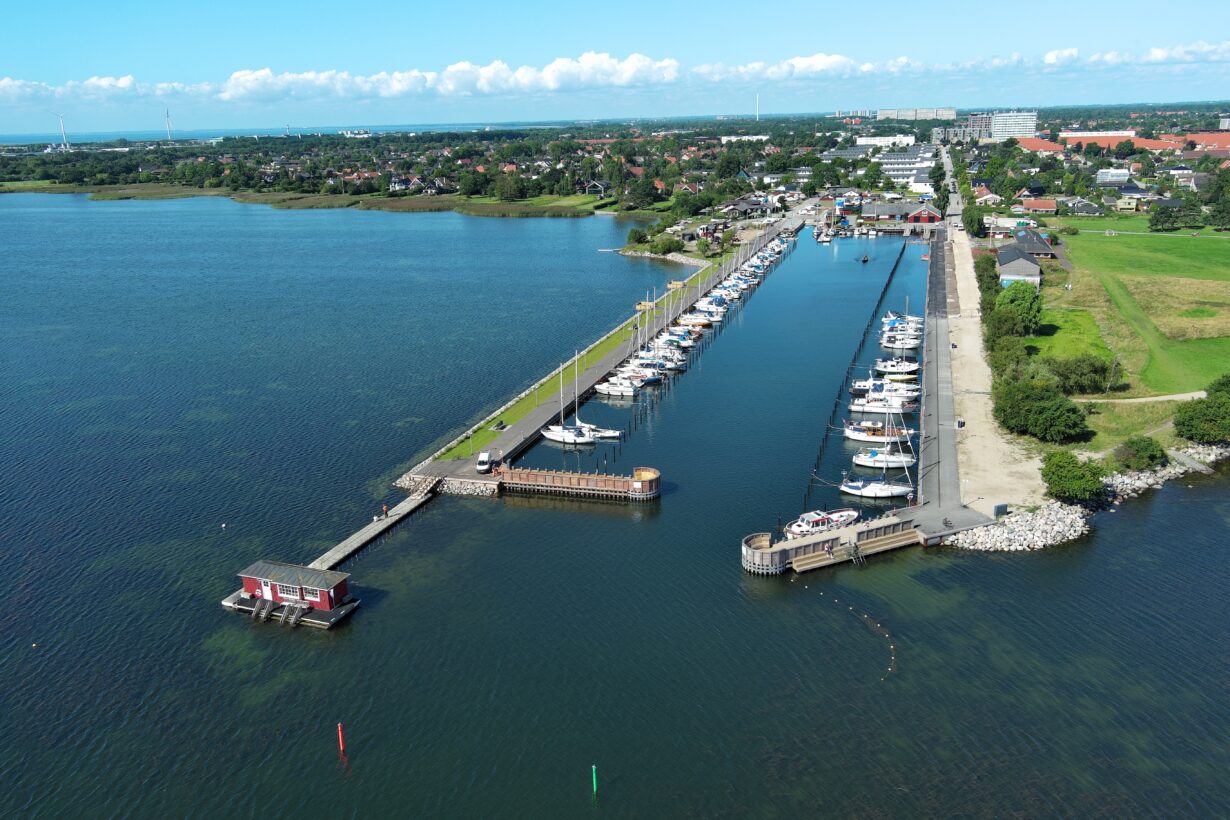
948,230 -> 1047,515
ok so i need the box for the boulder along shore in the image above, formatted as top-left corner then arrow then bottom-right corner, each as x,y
946,443 -> 1229,552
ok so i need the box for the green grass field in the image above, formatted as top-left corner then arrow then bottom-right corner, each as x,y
1028,309 -> 1113,360
1049,214 -> 1154,233
1080,400 -> 1184,454
1052,230 -> 1230,394
1064,231 -> 1230,282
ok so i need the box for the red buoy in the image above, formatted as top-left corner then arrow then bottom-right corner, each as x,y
337,722 -> 346,754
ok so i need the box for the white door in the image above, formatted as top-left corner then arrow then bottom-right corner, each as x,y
261,579 -> 272,599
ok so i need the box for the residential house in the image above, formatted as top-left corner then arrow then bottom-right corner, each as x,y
996,245 -> 1042,289
974,186 -> 1003,206
1009,228 -> 1057,258
673,181 -> 701,195
1017,198 -> 1058,214
582,180 -> 613,197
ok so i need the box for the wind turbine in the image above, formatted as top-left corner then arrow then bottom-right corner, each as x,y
164,109 -> 173,142
52,111 -> 70,152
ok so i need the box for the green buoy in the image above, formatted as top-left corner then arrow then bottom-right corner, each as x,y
592,763 -> 598,796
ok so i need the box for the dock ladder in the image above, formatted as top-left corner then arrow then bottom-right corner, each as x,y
849,540 -> 867,567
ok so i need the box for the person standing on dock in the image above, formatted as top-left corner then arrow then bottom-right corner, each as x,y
382,503 -> 389,519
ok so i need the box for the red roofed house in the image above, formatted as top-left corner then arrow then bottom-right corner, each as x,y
628,166 -> 645,179
1167,132 -> 1230,150
974,186 -> 1003,206
674,181 -> 701,195
1018,198 -> 1058,214
653,179 -> 666,193
1076,135 -> 1183,152
1017,136 -> 1065,155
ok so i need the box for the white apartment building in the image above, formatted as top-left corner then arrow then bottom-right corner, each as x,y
990,111 -> 1038,140
856,134 -> 916,148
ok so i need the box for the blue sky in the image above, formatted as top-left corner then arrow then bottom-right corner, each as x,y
2,0 -> 1229,134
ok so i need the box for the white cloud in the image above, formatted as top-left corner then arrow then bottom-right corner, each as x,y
1043,47 -> 1079,65
216,52 -> 677,101
693,52 -> 859,82
1141,39 -> 1230,63
5,39 -> 1230,109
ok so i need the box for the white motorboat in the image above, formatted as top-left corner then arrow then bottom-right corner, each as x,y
852,447 -> 917,469
880,335 -> 921,351
595,381 -> 636,397
783,508 -> 860,539
840,475 -> 914,498
885,372 -> 918,382
842,420 -> 916,443
850,375 -> 921,398
850,396 -> 919,414
883,310 -> 923,324
875,357 -> 920,374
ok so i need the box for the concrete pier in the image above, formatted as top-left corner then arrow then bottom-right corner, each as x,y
402,214 -> 805,487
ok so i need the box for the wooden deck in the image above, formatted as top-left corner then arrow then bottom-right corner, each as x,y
497,466 -> 660,502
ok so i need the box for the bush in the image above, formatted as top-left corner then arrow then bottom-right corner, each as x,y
988,335 -> 1028,376
648,237 -> 685,256
984,305 -> 1028,341
994,379 -> 1088,442
1113,435 -> 1168,471
995,280 -> 1042,335
626,228 -> 648,245
1041,451 -> 1105,503
1205,373 -> 1230,399
994,379 -> 1061,434
1043,354 -> 1112,395
1027,397 -> 1090,443
1174,394 -> 1230,443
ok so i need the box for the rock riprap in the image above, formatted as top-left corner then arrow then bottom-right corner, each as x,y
946,502 -> 1090,552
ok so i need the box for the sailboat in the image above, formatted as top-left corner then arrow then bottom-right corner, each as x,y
541,362 -> 596,445
564,355 -> 621,439
841,411 -> 915,497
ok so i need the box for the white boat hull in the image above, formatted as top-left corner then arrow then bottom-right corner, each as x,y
840,479 -> 913,498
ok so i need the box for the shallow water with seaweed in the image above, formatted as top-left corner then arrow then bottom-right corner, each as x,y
2,195 -> 1227,817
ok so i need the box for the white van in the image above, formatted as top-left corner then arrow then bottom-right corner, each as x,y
475,452 -> 493,473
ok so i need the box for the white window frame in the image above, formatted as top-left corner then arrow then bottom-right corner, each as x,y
301,587 -> 320,601
275,583 -> 301,599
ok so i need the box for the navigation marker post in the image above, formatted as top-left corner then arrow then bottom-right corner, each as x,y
592,763 -> 598,797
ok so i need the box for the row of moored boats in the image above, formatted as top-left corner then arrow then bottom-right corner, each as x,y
542,239 -> 792,446
783,309 -> 924,539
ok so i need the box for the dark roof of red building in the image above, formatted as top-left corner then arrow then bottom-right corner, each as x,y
239,560 -> 349,590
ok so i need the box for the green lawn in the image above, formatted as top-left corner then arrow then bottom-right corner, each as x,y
1064,231 -> 1230,282
1059,232 -> 1230,393
1049,214 -> 1154,233
1080,400 -> 1184,455
1028,308 -> 1112,360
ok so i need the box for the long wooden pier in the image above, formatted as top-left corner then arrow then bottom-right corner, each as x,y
308,476 -> 440,570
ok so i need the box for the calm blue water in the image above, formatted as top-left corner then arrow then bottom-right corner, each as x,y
2,194 -> 1227,817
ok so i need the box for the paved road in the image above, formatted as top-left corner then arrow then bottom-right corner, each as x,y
1085,391 -> 1206,403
